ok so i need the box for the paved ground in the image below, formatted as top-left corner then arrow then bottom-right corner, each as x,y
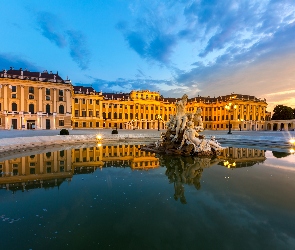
0,128 -> 294,139
1,129 -> 295,151
0,129 -> 163,139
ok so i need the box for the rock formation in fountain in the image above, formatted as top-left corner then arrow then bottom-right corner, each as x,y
143,94 -> 225,156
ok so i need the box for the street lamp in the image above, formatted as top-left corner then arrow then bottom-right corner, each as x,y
156,114 -> 162,131
225,103 -> 237,134
238,118 -> 244,131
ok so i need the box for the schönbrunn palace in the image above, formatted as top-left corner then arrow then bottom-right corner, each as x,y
1,68 -> 292,131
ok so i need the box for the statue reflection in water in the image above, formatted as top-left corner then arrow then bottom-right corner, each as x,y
160,155 -> 220,204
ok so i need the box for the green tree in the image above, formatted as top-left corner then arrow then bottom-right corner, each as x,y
272,105 -> 294,120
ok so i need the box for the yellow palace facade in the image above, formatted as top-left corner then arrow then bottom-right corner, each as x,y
0,68 -> 72,130
72,86 -> 270,131
0,68 -> 270,131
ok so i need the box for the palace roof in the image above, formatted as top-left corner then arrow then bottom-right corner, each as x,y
0,67 -> 71,84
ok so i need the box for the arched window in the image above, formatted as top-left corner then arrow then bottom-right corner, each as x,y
46,104 -> 50,114
108,112 -> 111,119
59,105 -> 64,114
114,112 -> 117,119
12,103 -> 17,111
125,113 -> 128,119
29,104 -> 34,114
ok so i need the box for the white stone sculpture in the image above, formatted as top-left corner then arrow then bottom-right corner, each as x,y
179,121 -> 224,153
193,107 -> 204,132
143,93 -> 225,156
166,114 -> 176,131
174,94 -> 188,140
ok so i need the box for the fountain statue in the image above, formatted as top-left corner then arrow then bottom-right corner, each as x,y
142,94 -> 225,156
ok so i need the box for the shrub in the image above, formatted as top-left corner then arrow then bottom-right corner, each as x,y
111,130 -> 118,134
60,129 -> 69,135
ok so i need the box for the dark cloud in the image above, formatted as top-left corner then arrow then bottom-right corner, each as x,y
36,11 -> 90,70
36,12 -> 67,48
175,0 -> 295,91
125,32 -> 147,56
66,30 -> 90,70
135,69 -> 145,78
117,0 -> 295,73
0,53 -> 40,72
122,30 -> 177,63
147,34 -> 176,62
80,76 -> 186,98
117,1 -> 181,64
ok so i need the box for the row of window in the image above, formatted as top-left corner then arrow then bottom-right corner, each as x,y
134,94 -> 159,100
75,99 -> 99,105
10,103 -> 65,114
74,101 -> 173,111
9,86 -> 64,96
0,166 -> 66,176
204,115 -> 265,121
74,111 -> 164,120
187,106 -> 265,112
29,151 -> 65,159
11,94 -> 64,101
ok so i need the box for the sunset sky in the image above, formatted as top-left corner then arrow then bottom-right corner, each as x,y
1,0 -> 295,112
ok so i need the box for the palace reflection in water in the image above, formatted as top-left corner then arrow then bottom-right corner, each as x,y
160,147 -> 266,204
0,145 -> 266,194
0,144 -> 159,192
1,144 -> 294,250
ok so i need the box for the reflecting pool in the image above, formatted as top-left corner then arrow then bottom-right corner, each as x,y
0,144 -> 295,249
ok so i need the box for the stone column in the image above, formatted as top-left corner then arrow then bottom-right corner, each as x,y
38,87 -> 43,112
86,98 -> 89,119
99,101 -> 102,119
20,85 -> 25,111
79,99 -> 82,117
3,84 -> 8,111
66,89 -> 71,113
53,113 -> 56,129
53,88 -> 57,113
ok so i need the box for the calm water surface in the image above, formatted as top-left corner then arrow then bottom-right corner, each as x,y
0,144 -> 295,250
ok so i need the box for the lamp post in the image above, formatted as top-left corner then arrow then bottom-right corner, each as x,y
225,103 -> 237,134
157,114 -> 162,131
238,118 -> 244,131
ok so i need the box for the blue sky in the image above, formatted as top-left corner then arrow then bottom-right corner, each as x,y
1,0 -> 295,111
